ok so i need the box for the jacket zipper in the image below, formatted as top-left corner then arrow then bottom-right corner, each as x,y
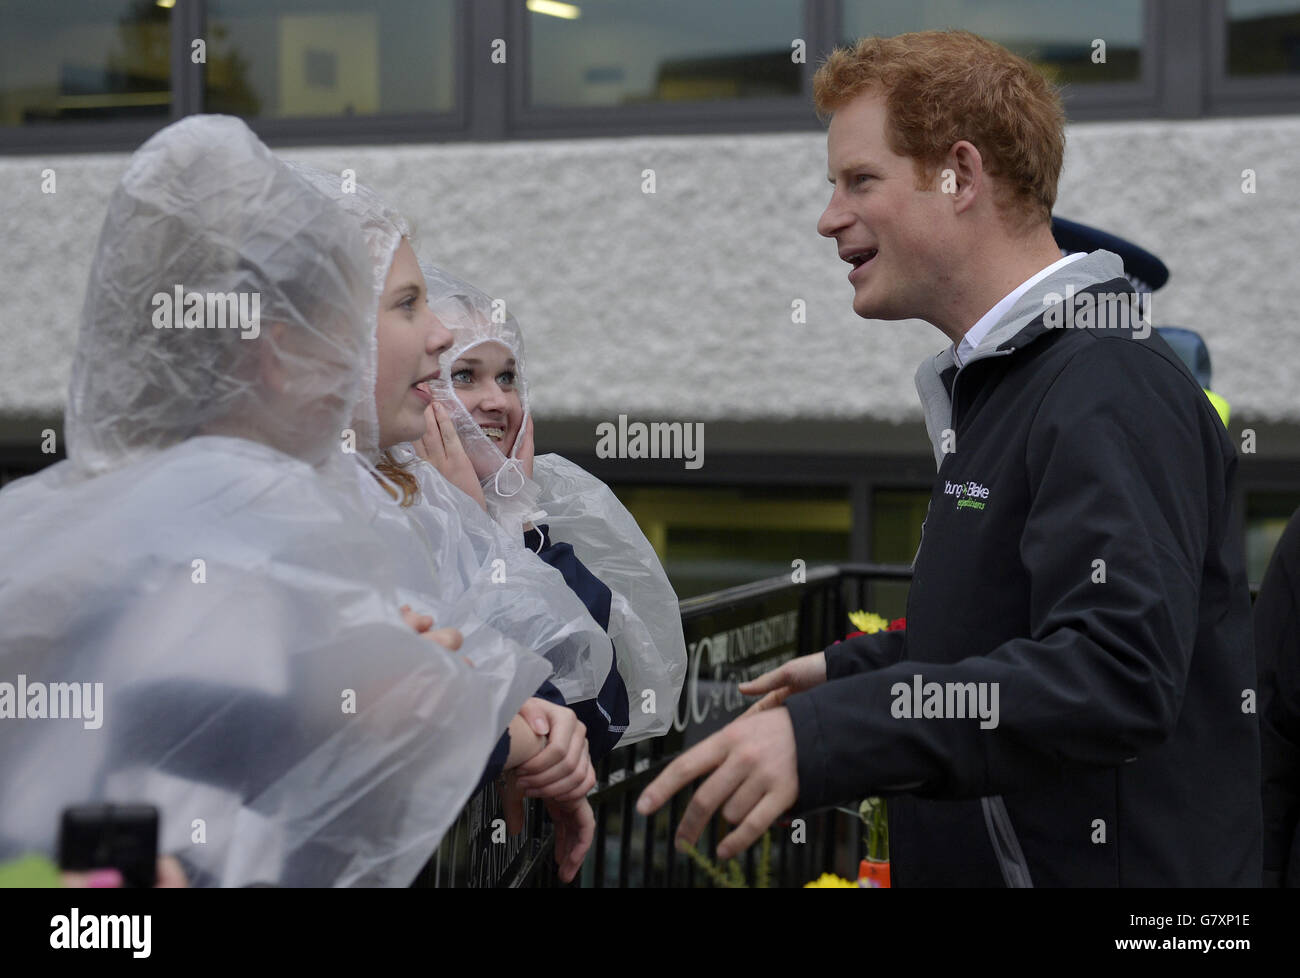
981,796 -> 1035,888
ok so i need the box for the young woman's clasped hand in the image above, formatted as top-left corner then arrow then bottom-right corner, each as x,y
499,698 -> 596,883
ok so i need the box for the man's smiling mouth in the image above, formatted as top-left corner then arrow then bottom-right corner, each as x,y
845,248 -> 878,280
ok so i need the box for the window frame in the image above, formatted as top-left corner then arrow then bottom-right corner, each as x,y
1207,0 -> 1300,116
0,0 -> 472,153
2,0 -> 1300,151
504,0 -> 826,139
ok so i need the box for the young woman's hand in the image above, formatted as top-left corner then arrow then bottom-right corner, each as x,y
544,795 -> 595,883
516,415 -> 536,481
512,698 -> 596,801
412,401 -> 488,512
399,604 -> 464,652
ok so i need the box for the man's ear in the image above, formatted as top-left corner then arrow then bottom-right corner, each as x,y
942,140 -> 985,215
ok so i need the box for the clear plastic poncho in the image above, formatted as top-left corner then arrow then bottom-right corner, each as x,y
283,164 -> 610,704
0,115 -> 552,886
423,263 -> 687,743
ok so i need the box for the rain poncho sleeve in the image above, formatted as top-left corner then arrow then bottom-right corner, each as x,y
278,165 -> 613,706
0,115 -> 551,887
528,456 -> 687,743
353,448 -> 614,706
421,262 -> 687,744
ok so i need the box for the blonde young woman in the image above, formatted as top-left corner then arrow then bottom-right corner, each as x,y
286,167 -> 623,873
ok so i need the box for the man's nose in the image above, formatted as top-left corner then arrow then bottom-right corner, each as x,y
818,190 -> 851,239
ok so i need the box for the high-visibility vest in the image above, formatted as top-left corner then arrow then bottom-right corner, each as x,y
1204,389 -> 1230,427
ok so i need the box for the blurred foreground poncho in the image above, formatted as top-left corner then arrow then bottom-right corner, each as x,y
422,262 -> 688,744
286,163 -> 613,705
0,116 -> 551,887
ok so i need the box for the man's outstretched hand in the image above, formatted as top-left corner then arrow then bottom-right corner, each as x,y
737,651 -> 826,717
636,707 -> 799,861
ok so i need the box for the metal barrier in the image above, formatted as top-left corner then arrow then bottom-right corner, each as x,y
412,563 -> 912,888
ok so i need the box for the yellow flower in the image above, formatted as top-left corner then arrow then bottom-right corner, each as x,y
848,610 -> 890,634
803,873 -> 858,888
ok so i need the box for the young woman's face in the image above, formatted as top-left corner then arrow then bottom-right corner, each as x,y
449,341 -> 524,457
374,239 -> 453,448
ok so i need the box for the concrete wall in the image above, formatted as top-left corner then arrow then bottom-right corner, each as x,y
2,115 -> 1297,451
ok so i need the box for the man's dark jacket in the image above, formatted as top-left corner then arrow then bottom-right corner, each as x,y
1255,507 -> 1300,886
785,250 -> 1261,886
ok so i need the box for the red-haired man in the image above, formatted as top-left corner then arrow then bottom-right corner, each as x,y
640,31 -> 1259,887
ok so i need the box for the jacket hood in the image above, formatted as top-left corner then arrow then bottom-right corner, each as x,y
915,249 -> 1129,467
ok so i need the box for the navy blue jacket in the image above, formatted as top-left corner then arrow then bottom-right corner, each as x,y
1255,507 -> 1300,887
785,279 -> 1261,886
475,524 -> 629,791
526,523 -> 629,762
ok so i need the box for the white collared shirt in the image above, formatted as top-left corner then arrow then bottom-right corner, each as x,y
953,252 -> 1087,368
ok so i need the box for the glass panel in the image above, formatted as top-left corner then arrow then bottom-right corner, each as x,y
1246,492 -> 1300,586
870,488 -> 929,619
1226,0 -> 1300,76
0,0 -> 171,127
527,0 -> 803,108
204,0 -> 456,119
611,485 -> 851,600
841,0 -> 1143,85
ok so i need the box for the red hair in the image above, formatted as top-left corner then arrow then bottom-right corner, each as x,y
814,31 -> 1065,231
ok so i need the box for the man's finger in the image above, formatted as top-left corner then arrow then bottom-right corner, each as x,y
673,753 -> 749,848
720,773 -> 768,827
738,665 -> 790,696
636,731 -> 730,816
739,687 -> 790,718
716,791 -> 788,862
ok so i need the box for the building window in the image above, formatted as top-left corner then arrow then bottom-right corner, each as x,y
840,0 -> 1146,85
203,0 -> 457,119
1225,0 -> 1300,76
525,0 -> 804,109
612,484 -> 851,599
870,488 -> 928,619
1246,491 -> 1300,585
0,0 -> 172,128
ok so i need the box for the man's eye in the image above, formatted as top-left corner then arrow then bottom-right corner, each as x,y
855,173 -> 873,186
